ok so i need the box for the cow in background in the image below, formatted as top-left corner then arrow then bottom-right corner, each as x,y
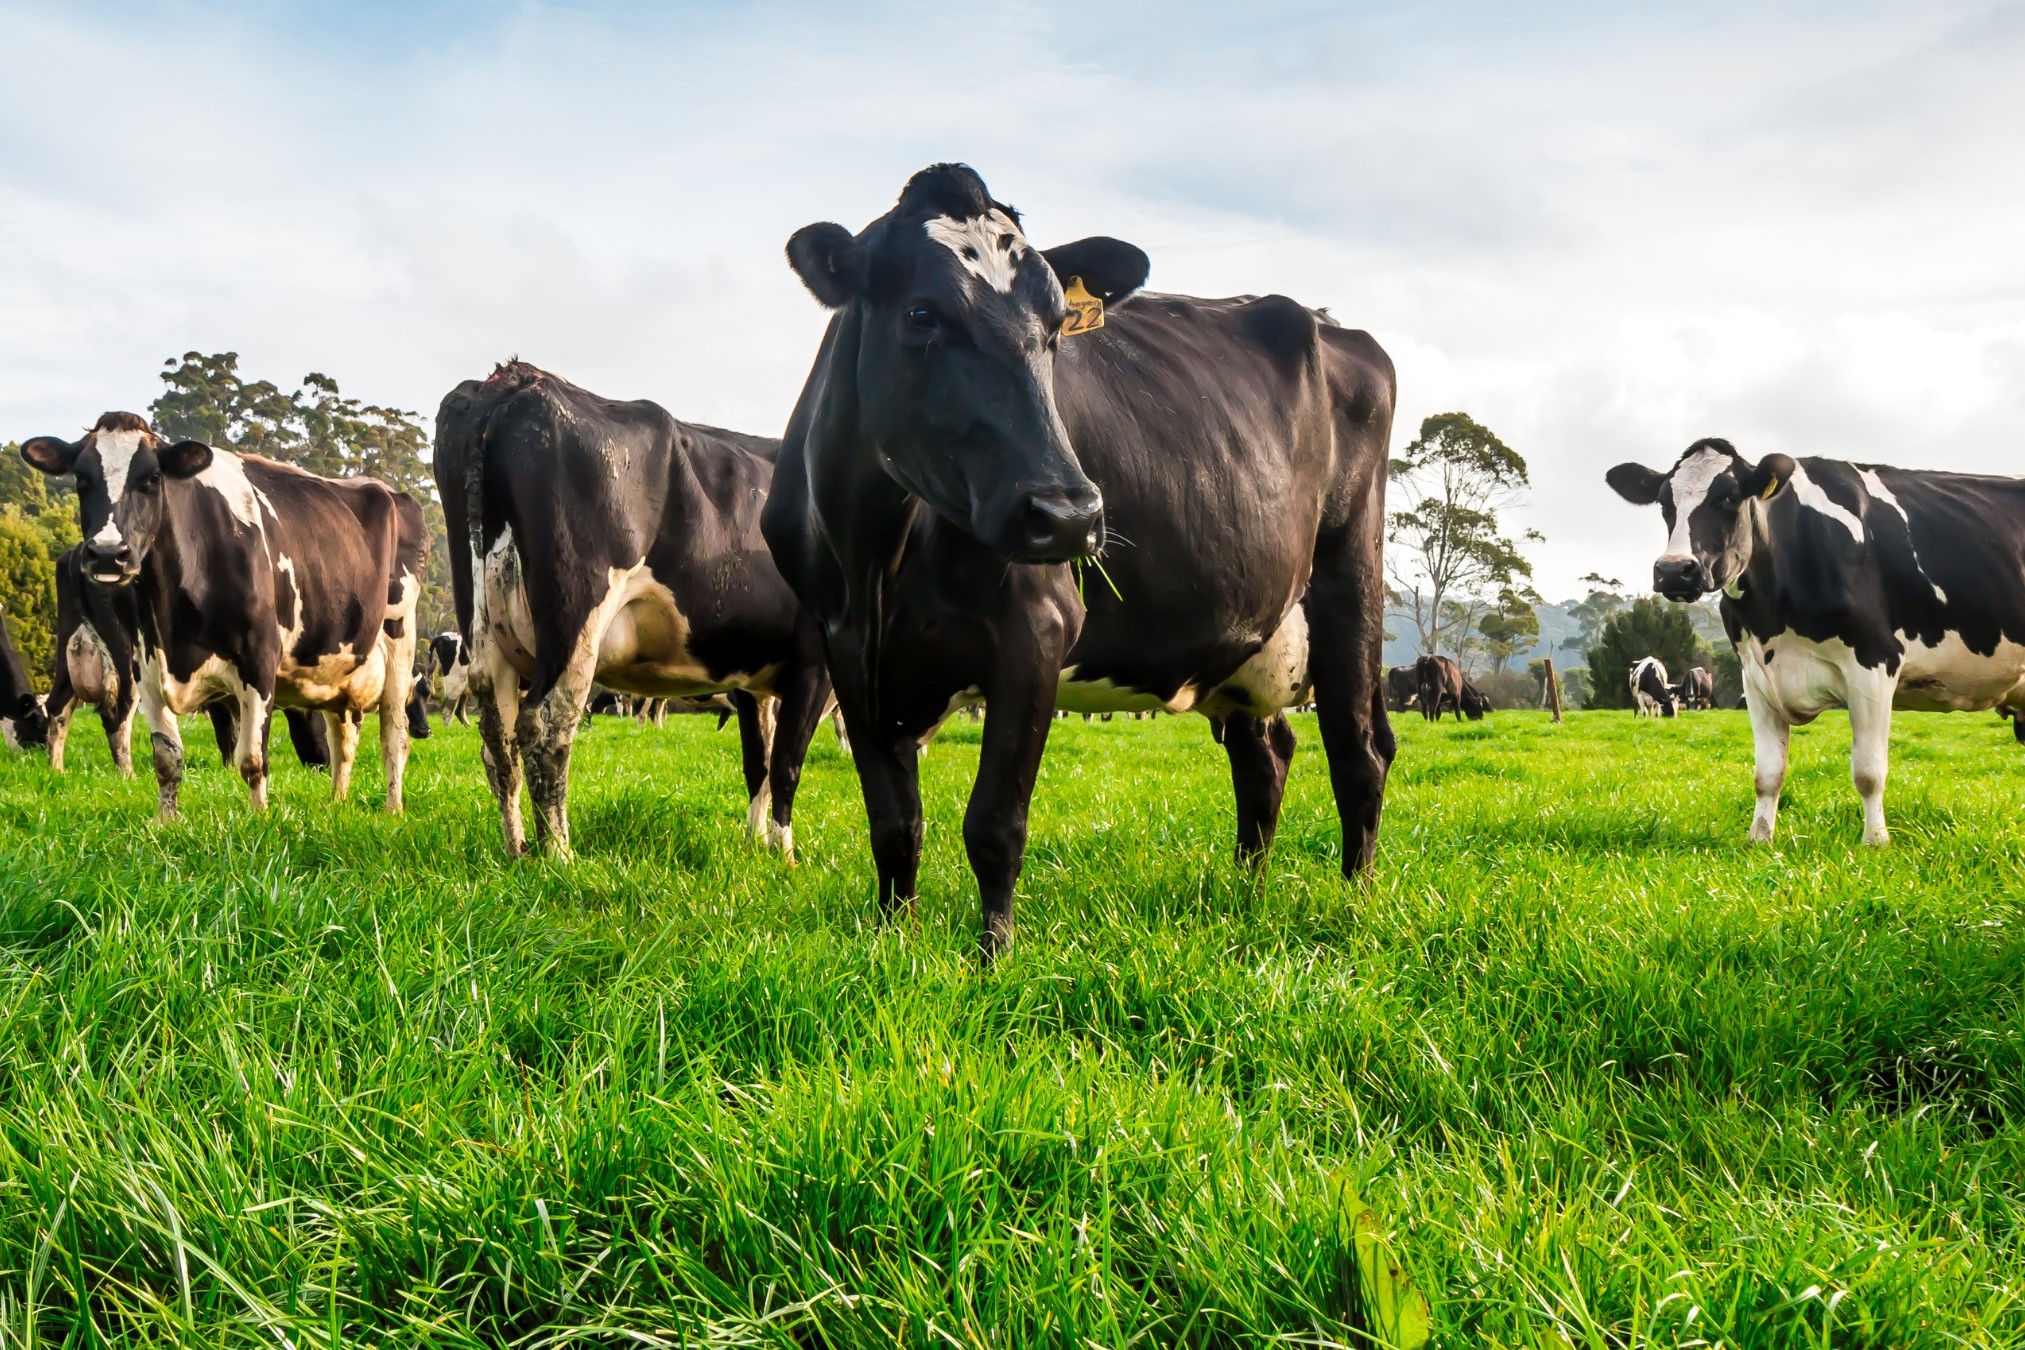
1414,654 -> 1465,721
0,608 -> 46,750
21,412 -> 427,818
1383,665 -> 1420,713
1459,679 -> 1492,720
1675,666 -> 1714,710
431,632 -> 471,725
1609,437 -> 2025,844
1630,656 -> 1678,717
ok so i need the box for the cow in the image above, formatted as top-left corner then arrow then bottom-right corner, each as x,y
1383,664 -> 1420,713
1459,679 -> 1492,720
763,163 -> 1396,959
1608,437 -> 2025,844
20,412 -> 427,819
1629,656 -> 1678,717
1676,665 -> 1715,710
206,702 -> 334,770
1414,654 -> 1464,721
2003,707 -> 2025,744
430,631 -> 471,725
434,362 -> 832,860
0,607 -> 46,750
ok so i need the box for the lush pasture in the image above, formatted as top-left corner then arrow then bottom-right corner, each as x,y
0,705 -> 2020,1347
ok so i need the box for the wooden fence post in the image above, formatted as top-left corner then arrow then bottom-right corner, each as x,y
1542,658 -> 1564,723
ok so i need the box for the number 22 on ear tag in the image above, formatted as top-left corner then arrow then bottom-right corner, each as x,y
1061,277 -> 1104,337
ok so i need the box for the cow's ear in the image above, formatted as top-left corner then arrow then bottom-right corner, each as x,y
786,222 -> 867,308
159,440 -> 212,478
1041,237 -> 1150,302
19,436 -> 80,476
1743,453 -> 1795,502
1604,462 -> 1666,505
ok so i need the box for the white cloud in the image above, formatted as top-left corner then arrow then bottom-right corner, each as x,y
2,0 -> 2020,599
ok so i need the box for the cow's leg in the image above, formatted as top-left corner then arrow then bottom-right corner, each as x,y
762,648 -> 834,857
1847,667 -> 1895,847
964,650 -> 1064,963
1306,582 -> 1396,879
1219,711 -> 1298,865
730,690 -> 777,840
139,673 -> 184,822
519,618 -> 618,860
45,695 -> 75,775
851,718 -> 925,926
472,650 -> 526,857
325,711 -> 363,801
1745,689 -> 1790,843
208,702 -> 238,767
831,706 -> 852,756
378,642 -> 416,816
105,690 -> 136,777
233,683 -> 272,811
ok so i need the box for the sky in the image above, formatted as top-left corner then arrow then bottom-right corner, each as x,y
2,0 -> 2021,600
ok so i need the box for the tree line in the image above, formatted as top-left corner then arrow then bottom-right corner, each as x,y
0,354 -> 451,690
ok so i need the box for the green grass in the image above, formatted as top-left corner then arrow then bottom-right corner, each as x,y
1,705 -> 2021,1347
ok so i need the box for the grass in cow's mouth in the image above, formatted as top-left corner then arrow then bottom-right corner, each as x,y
0,709 -> 2020,1346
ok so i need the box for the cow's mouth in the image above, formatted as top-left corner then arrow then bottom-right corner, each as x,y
89,565 -> 139,587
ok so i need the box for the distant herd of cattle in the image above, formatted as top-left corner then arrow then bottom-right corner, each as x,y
3,164 -> 2022,955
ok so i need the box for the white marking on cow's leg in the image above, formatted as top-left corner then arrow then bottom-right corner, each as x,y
139,665 -> 184,822
831,706 -> 851,756
471,645 -> 526,856
523,564 -> 643,858
1745,682 -> 1790,843
326,711 -> 361,802
234,682 -> 271,811
377,629 -> 417,815
110,702 -> 135,776
45,697 -> 74,773
749,696 -> 784,849
1846,665 -> 1895,847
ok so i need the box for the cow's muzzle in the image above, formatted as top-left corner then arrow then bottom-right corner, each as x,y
84,540 -> 138,586
1653,554 -> 1708,601
1013,486 -> 1105,563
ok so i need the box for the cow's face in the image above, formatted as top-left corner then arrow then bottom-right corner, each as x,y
786,163 -> 1148,562
1606,439 -> 1794,600
20,412 -> 212,586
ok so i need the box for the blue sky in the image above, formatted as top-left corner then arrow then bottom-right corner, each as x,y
2,1 -> 2020,596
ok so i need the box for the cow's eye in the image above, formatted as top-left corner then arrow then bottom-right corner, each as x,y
905,306 -> 936,332
137,472 -> 161,491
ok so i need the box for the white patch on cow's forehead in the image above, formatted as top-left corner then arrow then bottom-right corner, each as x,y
923,209 -> 1028,293
92,429 -> 146,547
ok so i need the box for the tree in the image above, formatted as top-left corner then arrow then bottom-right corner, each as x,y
1561,573 -> 1627,656
1476,586 -> 1543,675
1386,412 -> 1541,660
1559,666 -> 1593,709
0,508 -> 58,690
149,354 -> 453,635
1585,597 -> 1705,710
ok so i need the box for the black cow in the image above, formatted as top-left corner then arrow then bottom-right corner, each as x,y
430,631 -> 471,725
0,605 -> 46,749
21,412 -> 428,818
1414,654 -> 1464,721
763,164 -> 1396,958
1629,656 -> 1678,717
1383,664 -> 1420,713
206,703 -> 334,770
1609,437 -> 2025,843
1675,666 -> 1715,711
2003,707 -> 2025,744
1459,679 -> 1492,720
434,362 -> 831,859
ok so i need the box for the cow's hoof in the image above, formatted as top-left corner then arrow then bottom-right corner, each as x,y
1862,829 -> 1890,848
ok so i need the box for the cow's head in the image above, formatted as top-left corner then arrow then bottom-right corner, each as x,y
19,412 -> 212,586
1606,439 -> 1794,601
785,163 -> 1148,562
6,694 -> 48,749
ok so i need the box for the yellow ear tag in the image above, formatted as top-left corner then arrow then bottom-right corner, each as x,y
1759,478 -> 1780,501
1061,277 -> 1104,337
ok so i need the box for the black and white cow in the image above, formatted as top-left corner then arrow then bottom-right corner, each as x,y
430,631 -> 471,725
763,164 -> 1396,958
1629,656 -> 1678,717
434,362 -> 832,859
1383,664 -> 1420,713
1676,666 -> 1715,711
1459,679 -> 1492,720
0,604 -> 47,750
1609,437 -> 2025,843
20,412 -> 428,818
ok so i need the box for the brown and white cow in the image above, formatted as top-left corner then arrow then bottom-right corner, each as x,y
20,412 -> 428,818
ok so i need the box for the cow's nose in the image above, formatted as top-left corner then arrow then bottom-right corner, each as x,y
1653,554 -> 1705,597
1018,487 -> 1104,561
85,539 -> 133,571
